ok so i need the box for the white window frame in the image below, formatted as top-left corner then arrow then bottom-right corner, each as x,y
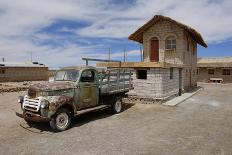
166,37 -> 176,50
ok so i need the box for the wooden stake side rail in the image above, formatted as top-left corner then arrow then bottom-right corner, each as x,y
99,68 -> 133,95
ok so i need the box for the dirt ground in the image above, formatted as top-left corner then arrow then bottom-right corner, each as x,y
0,83 -> 232,155
0,81 -> 44,93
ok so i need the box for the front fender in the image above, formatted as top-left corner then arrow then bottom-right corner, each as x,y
47,96 -> 75,118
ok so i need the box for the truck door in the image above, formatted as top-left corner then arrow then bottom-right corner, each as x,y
78,70 -> 99,109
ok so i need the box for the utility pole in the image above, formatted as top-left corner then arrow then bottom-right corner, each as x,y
108,48 -> 111,61
126,50 -> 128,62
123,48 -> 126,62
30,51 -> 33,62
140,45 -> 143,62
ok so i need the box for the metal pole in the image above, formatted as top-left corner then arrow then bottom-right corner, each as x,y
140,45 -> 143,62
30,51 -> 32,62
108,48 -> 111,61
126,50 -> 128,62
123,48 -> 126,62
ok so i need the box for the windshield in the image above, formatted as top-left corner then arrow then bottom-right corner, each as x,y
55,70 -> 79,81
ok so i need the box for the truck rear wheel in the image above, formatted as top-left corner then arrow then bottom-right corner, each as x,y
112,96 -> 122,114
49,108 -> 71,132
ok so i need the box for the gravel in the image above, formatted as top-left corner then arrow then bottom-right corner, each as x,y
0,83 -> 232,155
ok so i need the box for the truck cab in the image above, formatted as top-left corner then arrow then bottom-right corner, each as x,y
17,66 -> 133,131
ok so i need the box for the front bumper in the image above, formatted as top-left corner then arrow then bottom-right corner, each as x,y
16,111 -> 50,122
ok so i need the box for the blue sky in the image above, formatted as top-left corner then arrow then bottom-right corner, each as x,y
0,0 -> 231,69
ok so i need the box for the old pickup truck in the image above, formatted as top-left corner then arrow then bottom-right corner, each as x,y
16,66 -> 133,131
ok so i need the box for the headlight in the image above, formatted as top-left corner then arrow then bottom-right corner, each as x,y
18,96 -> 24,104
40,99 -> 49,109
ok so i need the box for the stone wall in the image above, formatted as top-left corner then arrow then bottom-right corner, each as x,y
129,68 -> 180,99
0,67 -> 49,82
142,20 -> 197,90
162,68 -> 180,98
197,68 -> 232,83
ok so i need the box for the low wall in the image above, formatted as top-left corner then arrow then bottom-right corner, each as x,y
0,67 -> 49,82
197,68 -> 232,83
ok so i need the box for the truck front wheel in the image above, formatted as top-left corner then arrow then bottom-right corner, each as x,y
49,108 -> 71,132
112,96 -> 122,114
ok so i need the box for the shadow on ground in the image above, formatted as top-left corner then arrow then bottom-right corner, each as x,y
186,86 -> 203,93
20,103 -> 135,133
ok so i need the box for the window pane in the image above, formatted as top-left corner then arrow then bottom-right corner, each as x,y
208,69 -> 214,75
222,69 -> 230,75
172,44 -> 176,49
167,44 -> 172,49
166,37 -> 176,49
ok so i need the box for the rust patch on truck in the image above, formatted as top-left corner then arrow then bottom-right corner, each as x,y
49,96 -> 76,114
30,81 -> 75,92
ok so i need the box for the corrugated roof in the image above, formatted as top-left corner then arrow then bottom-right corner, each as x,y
197,57 -> 232,68
128,15 -> 207,48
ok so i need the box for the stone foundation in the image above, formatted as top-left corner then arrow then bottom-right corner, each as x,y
128,68 -> 181,100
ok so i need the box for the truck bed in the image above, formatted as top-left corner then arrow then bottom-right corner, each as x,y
98,68 -> 133,95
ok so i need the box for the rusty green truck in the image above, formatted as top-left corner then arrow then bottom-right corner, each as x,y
17,66 -> 133,131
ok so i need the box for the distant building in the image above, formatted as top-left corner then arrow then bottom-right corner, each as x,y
197,57 -> 232,83
98,15 -> 207,100
0,62 -> 48,82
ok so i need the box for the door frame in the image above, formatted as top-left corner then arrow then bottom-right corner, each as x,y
178,68 -> 182,96
77,69 -> 99,110
150,37 -> 159,62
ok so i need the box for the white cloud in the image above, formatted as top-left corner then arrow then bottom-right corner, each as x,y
0,0 -> 232,67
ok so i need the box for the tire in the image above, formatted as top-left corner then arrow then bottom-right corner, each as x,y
111,96 -> 123,114
49,108 -> 72,132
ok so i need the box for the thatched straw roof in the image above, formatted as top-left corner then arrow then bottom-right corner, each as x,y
128,15 -> 207,48
197,57 -> 232,68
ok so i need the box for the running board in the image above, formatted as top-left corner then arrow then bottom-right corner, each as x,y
75,105 -> 111,116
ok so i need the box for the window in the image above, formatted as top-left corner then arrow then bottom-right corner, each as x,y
197,69 -> 199,75
0,69 -> 5,74
81,70 -> 95,82
170,68 -> 173,79
222,69 -> 230,75
187,40 -> 190,51
208,69 -> 214,75
136,70 -> 147,79
55,70 -> 79,81
166,36 -> 176,50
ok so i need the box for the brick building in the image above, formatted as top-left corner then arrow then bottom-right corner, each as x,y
98,15 -> 207,100
0,62 -> 49,82
197,57 -> 232,83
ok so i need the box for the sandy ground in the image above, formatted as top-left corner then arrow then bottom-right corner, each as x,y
0,83 -> 232,155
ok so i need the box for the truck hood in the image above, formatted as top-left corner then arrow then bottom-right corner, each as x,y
29,81 -> 76,92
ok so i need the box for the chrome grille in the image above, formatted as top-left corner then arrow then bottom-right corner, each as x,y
23,95 -> 41,112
